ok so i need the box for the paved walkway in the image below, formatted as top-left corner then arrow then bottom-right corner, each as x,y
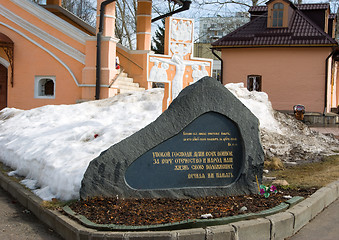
289,125 -> 339,240
0,187 -> 62,240
309,125 -> 339,138
288,198 -> 339,240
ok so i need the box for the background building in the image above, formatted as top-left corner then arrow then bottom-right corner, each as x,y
212,0 -> 339,114
198,13 -> 250,44
196,13 -> 249,80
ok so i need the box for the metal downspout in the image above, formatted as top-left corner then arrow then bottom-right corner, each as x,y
212,48 -> 223,83
96,0 -> 116,100
151,0 -> 192,23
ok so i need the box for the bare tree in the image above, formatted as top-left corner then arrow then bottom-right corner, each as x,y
115,0 -> 179,50
30,0 -> 46,3
29,0 -> 96,26
62,0 -> 96,26
115,0 -> 137,49
196,0 -> 266,9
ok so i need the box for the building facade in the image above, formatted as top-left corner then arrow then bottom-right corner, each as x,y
0,0 -> 212,110
199,14 -> 249,44
212,0 -> 339,114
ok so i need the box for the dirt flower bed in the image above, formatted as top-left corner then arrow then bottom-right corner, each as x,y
69,187 -> 317,226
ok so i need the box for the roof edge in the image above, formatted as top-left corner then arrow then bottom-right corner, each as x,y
43,5 -> 96,35
10,0 -> 90,44
211,44 -> 338,49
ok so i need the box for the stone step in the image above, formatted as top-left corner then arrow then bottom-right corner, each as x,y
119,72 -> 128,78
304,113 -> 339,125
115,76 -> 134,83
114,85 -> 144,92
119,88 -> 145,93
118,84 -> 145,90
113,79 -> 140,88
109,71 -> 145,95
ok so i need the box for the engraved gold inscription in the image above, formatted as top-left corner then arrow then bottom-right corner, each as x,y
151,131 -> 239,180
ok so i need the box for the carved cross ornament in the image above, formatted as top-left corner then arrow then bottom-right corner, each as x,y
147,17 -> 213,111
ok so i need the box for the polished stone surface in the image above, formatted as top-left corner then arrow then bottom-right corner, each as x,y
80,77 -> 264,199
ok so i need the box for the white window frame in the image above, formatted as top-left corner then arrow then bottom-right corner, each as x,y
34,76 -> 56,99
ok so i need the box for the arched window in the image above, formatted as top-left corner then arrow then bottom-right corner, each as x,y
272,3 -> 284,27
35,76 -> 55,98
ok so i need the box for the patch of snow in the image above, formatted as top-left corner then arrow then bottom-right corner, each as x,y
283,195 -> 292,199
0,83 -> 338,201
21,179 -> 38,190
226,83 -> 282,134
226,83 -> 339,163
201,213 -> 213,219
0,89 -> 163,200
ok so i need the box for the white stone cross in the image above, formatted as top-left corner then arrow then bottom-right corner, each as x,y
148,17 -> 213,110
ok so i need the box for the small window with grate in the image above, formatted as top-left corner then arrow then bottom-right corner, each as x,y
247,75 -> 262,92
35,76 -> 55,99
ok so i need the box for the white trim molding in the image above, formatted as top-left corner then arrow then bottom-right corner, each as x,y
136,32 -> 152,35
0,22 -> 109,89
101,36 -> 120,43
10,0 -> 89,44
97,14 -> 116,19
0,4 -> 85,64
117,43 -> 152,55
0,57 -> 10,68
1,22 -> 109,88
0,22 -> 80,86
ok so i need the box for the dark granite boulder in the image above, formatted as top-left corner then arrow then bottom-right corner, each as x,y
80,77 -> 264,199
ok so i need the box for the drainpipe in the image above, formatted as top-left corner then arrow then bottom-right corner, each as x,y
324,48 -> 337,114
96,0 -> 116,100
151,0 -> 192,23
212,48 -> 223,84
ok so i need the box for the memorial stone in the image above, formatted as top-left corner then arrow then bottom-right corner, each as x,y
80,77 -> 264,199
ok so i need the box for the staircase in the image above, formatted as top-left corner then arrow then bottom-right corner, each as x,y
303,112 -> 339,125
109,71 -> 145,95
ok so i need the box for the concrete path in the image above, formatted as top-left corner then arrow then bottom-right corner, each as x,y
288,198 -> 339,240
310,125 -> 339,138
289,125 -> 339,240
0,187 -> 63,240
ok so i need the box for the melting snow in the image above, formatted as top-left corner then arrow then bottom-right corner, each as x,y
0,83 -> 337,201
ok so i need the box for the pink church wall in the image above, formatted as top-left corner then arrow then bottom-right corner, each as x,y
1,0 -> 120,110
0,29 -> 82,110
1,1 -> 85,109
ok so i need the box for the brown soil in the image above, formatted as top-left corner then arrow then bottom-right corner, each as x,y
69,187 -> 317,226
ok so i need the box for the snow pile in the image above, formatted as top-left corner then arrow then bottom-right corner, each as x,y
0,83 -> 338,201
226,83 -> 339,163
260,111 -> 339,163
225,83 -> 282,134
0,89 -> 163,200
